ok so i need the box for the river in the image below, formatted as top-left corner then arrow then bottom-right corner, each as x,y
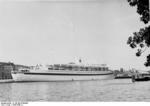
0,79 -> 150,101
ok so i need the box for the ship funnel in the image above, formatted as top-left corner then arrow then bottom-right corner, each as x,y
79,59 -> 82,63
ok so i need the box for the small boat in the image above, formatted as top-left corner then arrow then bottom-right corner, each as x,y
115,76 -> 131,79
115,73 -> 132,79
132,73 -> 150,82
134,77 -> 150,81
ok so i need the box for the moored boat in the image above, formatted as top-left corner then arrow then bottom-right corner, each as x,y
115,73 -> 132,79
132,72 -> 150,82
11,63 -> 114,82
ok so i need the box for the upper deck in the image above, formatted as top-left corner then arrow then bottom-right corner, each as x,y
47,63 -> 109,71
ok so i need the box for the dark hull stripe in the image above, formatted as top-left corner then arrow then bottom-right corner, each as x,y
24,72 -> 113,76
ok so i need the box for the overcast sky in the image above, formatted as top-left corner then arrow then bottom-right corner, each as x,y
0,0 -> 148,70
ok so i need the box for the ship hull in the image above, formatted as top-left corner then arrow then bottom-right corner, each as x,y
12,71 -> 114,82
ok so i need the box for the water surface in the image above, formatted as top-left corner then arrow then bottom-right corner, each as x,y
0,79 -> 150,101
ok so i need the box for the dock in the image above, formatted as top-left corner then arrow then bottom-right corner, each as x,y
0,79 -> 14,83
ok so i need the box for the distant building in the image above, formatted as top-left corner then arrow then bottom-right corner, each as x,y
14,64 -> 30,71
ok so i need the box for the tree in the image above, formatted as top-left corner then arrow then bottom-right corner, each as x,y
127,0 -> 150,66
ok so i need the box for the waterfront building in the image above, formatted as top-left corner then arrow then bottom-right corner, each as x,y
0,62 -> 14,79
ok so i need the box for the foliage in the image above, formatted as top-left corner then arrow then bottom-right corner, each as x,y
127,0 -> 150,66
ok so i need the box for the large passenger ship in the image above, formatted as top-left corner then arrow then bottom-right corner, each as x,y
11,62 -> 114,82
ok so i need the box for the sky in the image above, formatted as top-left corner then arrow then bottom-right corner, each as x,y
0,0 -> 149,70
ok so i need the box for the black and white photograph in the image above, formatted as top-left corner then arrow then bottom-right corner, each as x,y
0,0 -> 150,104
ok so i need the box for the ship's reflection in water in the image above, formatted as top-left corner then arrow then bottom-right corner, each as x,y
0,79 -> 150,101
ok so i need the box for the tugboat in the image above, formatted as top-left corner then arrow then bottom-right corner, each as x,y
132,72 -> 150,82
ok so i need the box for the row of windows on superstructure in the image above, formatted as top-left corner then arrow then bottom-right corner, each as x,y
48,64 -> 109,71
